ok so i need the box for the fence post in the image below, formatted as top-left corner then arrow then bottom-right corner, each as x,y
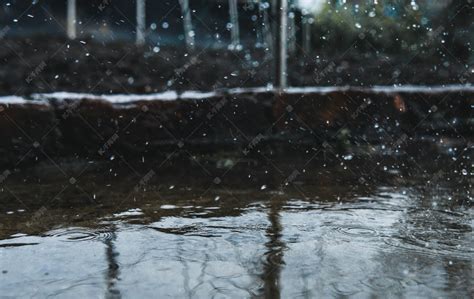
67,0 -> 76,39
273,0 -> 288,89
228,0 -> 241,50
136,0 -> 146,46
288,11 -> 296,54
262,1 -> 272,49
302,12 -> 312,53
179,0 -> 195,51
256,1 -> 263,47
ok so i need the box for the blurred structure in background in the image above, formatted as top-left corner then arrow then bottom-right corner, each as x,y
66,0 -> 76,39
136,0 -> 145,45
179,0 -> 195,50
2,0 -> 470,54
0,0 -> 471,93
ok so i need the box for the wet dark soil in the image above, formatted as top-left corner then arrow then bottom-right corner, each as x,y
0,36 -> 470,96
1,89 -> 472,168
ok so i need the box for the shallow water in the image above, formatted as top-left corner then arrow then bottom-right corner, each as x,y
0,144 -> 473,298
1,183 -> 472,298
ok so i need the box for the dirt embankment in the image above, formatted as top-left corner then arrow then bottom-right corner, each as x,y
0,89 -> 472,168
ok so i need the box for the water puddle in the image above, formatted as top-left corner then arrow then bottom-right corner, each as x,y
1,183 -> 472,298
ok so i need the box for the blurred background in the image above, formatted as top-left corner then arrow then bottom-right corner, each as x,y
0,0 -> 472,94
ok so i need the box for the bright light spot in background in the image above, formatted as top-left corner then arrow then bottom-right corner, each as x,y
297,0 -> 325,13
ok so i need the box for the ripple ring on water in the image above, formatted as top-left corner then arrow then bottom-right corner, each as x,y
335,226 -> 378,237
46,228 -> 115,242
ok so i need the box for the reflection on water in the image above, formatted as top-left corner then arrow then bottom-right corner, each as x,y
0,145 -> 472,298
0,184 -> 472,298
262,199 -> 285,299
105,226 -> 120,299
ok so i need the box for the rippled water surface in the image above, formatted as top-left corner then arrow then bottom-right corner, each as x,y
0,153 -> 472,298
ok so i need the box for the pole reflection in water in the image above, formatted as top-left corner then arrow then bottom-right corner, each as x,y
261,198 -> 286,298
105,226 -> 121,299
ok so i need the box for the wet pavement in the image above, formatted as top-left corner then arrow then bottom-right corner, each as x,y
0,147 -> 472,298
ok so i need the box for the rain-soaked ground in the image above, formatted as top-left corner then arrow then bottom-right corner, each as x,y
0,142 -> 472,298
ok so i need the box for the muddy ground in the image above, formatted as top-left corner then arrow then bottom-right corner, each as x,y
0,36 -> 471,96
0,88 -> 472,169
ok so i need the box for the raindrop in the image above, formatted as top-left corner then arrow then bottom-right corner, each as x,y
343,154 -> 353,161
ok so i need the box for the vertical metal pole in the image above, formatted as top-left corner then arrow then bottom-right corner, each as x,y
228,0 -> 240,50
273,0 -> 287,89
179,0 -> 195,51
136,0 -> 146,46
302,13 -> 312,53
67,0 -> 76,39
280,0 -> 288,88
288,11 -> 296,54
263,1 -> 272,49
256,1 -> 263,47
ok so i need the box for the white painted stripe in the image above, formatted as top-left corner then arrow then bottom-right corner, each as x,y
0,96 -> 48,105
1,84 -> 473,105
